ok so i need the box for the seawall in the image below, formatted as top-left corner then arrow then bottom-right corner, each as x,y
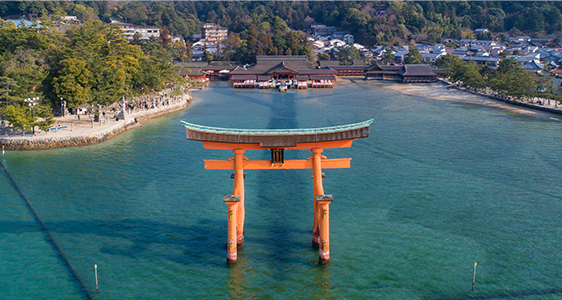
0,95 -> 192,151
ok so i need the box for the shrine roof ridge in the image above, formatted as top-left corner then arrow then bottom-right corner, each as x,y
181,119 -> 374,136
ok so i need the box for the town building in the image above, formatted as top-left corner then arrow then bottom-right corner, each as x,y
365,64 -> 437,82
3,19 -> 42,28
61,16 -> 78,22
399,65 -> 438,83
365,64 -> 404,81
203,23 -> 227,44
323,60 -> 370,76
111,20 -> 160,41
311,24 -> 337,36
174,63 -> 209,83
202,61 -> 240,79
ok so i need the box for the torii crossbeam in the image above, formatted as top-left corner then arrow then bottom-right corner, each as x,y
182,119 -> 373,264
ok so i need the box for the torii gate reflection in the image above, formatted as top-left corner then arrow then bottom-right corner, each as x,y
182,119 -> 373,264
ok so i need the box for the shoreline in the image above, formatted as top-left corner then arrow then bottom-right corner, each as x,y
0,88 -> 194,151
378,79 -> 562,120
3,79 -> 560,151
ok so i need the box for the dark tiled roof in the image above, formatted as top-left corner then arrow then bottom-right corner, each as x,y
299,69 -> 337,75
174,62 -> 209,68
231,75 -> 257,80
328,65 -> 369,70
399,64 -> 437,76
209,61 -> 238,66
267,62 -> 299,74
230,55 -> 336,76
367,64 -> 403,72
176,67 -> 206,76
202,65 -> 239,71
310,75 -> 336,80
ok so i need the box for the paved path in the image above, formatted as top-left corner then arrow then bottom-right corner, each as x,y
0,87 -> 193,150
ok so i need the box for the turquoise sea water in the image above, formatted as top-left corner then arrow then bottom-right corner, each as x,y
1,81 -> 562,299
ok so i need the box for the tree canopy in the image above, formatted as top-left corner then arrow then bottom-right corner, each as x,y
5,1 -> 562,51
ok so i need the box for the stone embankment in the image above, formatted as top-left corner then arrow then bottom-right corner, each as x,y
0,89 -> 193,150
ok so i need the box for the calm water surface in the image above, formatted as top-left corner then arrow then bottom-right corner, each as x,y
1,81 -> 562,299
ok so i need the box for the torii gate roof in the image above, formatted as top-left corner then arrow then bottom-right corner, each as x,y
182,119 -> 373,148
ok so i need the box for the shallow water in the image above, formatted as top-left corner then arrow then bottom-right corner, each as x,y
1,81 -> 562,299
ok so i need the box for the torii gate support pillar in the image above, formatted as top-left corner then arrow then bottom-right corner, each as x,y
316,195 -> 333,265
224,195 -> 241,263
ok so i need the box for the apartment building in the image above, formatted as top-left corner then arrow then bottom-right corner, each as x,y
203,23 -> 227,43
112,20 -> 160,41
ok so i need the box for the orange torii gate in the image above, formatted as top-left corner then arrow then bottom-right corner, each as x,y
182,119 -> 373,264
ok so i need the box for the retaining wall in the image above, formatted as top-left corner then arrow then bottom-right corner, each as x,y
0,95 -> 192,150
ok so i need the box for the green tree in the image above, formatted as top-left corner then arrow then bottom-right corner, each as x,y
0,76 -> 18,107
203,50 -> 213,62
90,58 -> 129,106
1,105 -> 34,135
404,47 -> 423,64
489,58 -> 538,99
2,49 -> 48,96
53,58 -> 91,108
319,52 -> 330,61
33,104 -> 55,131
459,63 -> 485,90
436,54 -> 462,71
382,47 -> 395,64
496,58 -> 520,74
335,44 -> 360,65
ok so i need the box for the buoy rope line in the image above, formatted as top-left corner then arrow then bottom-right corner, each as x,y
0,159 -> 92,300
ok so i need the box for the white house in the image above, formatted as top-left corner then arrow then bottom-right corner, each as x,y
112,20 -> 160,41
421,52 -> 444,63
328,39 -> 346,48
62,16 -> 78,21
343,34 -> 355,44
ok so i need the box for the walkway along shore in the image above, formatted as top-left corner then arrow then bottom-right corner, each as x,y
0,87 -> 194,150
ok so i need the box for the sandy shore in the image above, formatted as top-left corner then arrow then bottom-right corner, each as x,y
358,79 -> 562,120
0,87 -> 194,150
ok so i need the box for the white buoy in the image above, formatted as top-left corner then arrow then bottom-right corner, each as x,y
95,264 -> 98,291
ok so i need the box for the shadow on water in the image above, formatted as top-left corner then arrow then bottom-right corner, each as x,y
263,91 -> 305,265
250,91 -> 331,278
0,218 -> 225,266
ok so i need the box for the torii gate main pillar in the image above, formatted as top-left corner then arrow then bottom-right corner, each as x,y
311,148 -> 324,247
232,149 -> 246,245
223,195 -> 240,262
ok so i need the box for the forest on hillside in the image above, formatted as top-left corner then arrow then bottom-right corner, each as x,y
0,16 -> 184,133
2,1 -> 562,46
